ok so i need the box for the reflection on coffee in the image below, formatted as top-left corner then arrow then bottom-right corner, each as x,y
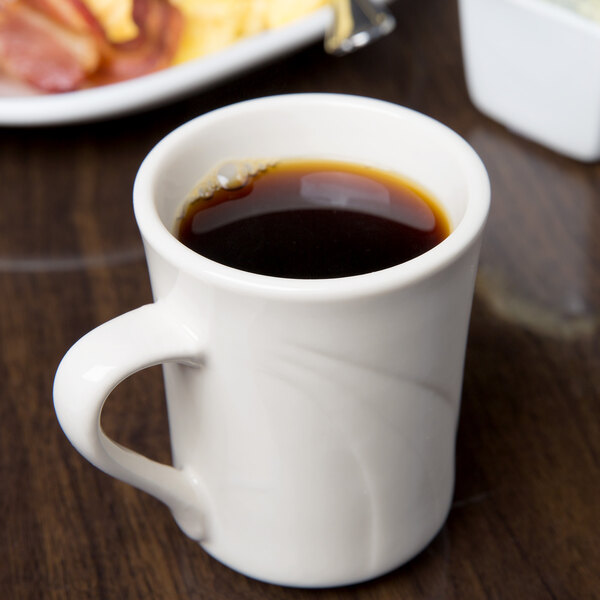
176,159 -> 450,279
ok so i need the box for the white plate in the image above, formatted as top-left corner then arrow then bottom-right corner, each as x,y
0,7 -> 332,127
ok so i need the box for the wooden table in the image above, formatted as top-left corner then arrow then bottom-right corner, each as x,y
1,1 -> 598,598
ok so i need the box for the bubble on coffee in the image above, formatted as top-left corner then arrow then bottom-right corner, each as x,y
188,159 -> 277,200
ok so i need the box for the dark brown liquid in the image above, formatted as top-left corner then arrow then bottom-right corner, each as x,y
176,160 -> 450,279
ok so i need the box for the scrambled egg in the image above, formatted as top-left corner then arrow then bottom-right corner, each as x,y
171,0 -> 327,63
84,0 -> 139,43
84,0 -> 327,62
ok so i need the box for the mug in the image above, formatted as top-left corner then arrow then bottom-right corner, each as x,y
53,94 -> 490,588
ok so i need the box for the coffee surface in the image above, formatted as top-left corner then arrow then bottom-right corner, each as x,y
176,159 -> 450,279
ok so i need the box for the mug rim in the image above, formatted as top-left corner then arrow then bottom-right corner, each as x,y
133,93 -> 490,299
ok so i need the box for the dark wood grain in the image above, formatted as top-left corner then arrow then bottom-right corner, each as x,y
1,1 -> 598,598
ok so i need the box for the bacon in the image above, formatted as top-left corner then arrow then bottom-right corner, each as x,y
91,0 -> 183,85
21,0 -> 104,37
0,2 -> 100,91
0,0 -> 182,92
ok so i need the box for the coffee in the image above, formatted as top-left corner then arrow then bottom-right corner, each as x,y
176,159 -> 450,279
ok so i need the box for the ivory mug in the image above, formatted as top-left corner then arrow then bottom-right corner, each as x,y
53,94 -> 490,588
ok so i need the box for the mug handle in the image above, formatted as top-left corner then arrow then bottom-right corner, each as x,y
53,301 -> 206,540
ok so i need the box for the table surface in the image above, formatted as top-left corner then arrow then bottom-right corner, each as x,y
1,1 -> 599,598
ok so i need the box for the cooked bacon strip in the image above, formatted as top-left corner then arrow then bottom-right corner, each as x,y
22,0 -> 104,37
0,0 -> 182,91
91,0 -> 182,85
0,2 -> 100,91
